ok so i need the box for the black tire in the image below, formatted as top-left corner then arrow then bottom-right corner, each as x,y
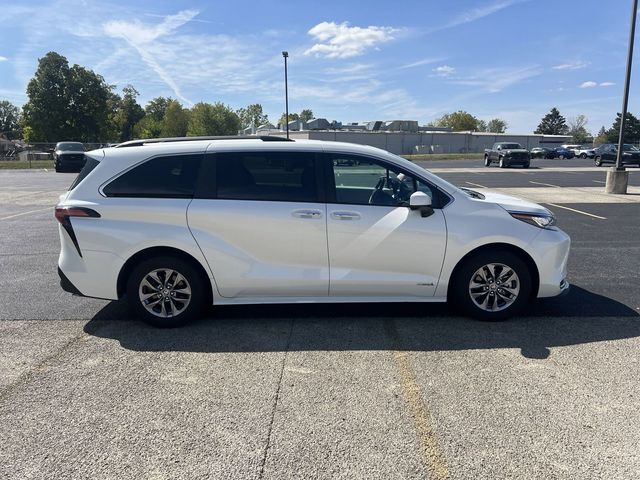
499,157 -> 507,168
523,162 -> 530,169
55,162 -> 62,173
484,156 -> 491,167
449,249 -> 532,321
559,155 -> 565,160
594,157 -> 602,167
126,255 -> 207,327
580,153 -> 587,159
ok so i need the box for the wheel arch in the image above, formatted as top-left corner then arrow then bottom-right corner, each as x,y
447,243 -> 540,301
117,246 -> 213,303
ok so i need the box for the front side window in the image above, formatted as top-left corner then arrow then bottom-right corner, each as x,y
103,154 -> 201,198
330,154 -> 437,207
215,151 -> 319,202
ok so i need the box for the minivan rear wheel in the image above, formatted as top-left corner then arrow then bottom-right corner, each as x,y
450,250 -> 532,321
126,256 -> 206,327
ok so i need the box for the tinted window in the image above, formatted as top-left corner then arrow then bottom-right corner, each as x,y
57,142 -> 85,151
69,157 -> 100,191
215,151 -> 318,202
330,154 -> 442,207
103,154 -> 201,198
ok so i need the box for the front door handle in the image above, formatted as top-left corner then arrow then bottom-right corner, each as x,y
331,211 -> 361,220
292,209 -> 322,219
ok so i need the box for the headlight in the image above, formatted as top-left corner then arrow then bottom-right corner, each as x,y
509,212 -> 556,228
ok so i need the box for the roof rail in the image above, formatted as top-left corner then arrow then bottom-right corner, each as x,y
115,135 -> 293,148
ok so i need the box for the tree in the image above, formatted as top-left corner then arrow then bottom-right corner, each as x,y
134,96 -> 173,138
486,118 -> 508,133
0,100 -> 21,139
432,111 -> 480,131
113,85 -> 145,142
161,100 -> 189,137
594,126 -> 608,146
66,65 -> 111,142
605,112 -> 640,144
476,120 -> 487,132
567,115 -> 590,144
278,112 -> 300,127
22,52 -> 72,141
236,103 -> 269,127
187,102 -> 241,136
299,109 -> 314,122
534,107 -> 568,135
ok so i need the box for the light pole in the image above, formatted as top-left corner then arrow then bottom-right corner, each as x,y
606,0 -> 638,194
282,51 -> 290,140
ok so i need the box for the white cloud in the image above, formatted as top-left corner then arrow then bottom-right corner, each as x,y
450,65 -> 542,92
399,57 -> 442,69
579,81 -> 598,88
104,10 -> 200,104
433,65 -> 456,77
430,0 -> 528,33
305,21 -> 399,59
599,82 -> 615,87
0,56 -> 7,62
552,61 -> 590,70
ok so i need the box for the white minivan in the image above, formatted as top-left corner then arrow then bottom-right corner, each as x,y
56,136 -> 570,327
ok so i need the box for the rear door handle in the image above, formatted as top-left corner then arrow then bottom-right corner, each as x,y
292,209 -> 322,219
331,211 -> 361,220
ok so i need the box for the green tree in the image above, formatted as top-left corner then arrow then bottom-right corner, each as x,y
113,85 -> 145,142
22,52 -> 72,141
236,103 -> 269,127
66,65 -> 112,142
534,107 -> 568,135
432,111 -> 480,131
0,100 -> 22,139
161,100 -> 189,137
187,102 -> 241,136
299,109 -> 314,122
605,112 -> 640,144
594,126 -> 608,146
476,120 -> 487,132
486,118 -> 508,133
566,115 -> 590,144
278,112 -> 300,127
134,96 -> 173,138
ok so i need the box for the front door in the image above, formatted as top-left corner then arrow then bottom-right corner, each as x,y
326,154 -> 448,298
188,150 -> 329,298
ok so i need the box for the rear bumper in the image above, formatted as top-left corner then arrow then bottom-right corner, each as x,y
58,267 -> 84,296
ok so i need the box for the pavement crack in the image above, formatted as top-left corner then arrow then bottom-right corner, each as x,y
257,318 -> 294,480
0,328 -> 88,404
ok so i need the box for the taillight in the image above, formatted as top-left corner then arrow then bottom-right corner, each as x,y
55,206 -> 101,226
54,206 -> 100,257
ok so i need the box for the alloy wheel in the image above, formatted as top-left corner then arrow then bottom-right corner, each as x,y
468,263 -> 520,312
138,268 -> 192,318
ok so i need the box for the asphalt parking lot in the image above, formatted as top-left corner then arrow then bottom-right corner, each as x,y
1,161 -> 639,480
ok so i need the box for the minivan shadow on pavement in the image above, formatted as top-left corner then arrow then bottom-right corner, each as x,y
84,285 -> 640,360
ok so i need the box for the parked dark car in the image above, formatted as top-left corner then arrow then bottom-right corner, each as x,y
551,147 -> 575,160
484,142 -> 530,168
54,142 -> 86,172
530,147 -> 554,159
593,143 -> 640,167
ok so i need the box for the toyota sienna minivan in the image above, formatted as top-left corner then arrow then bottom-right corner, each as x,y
56,136 -> 570,327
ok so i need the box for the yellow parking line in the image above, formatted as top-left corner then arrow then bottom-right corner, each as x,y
0,207 -> 52,221
546,203 -> 607,219
465,181 -> 487,189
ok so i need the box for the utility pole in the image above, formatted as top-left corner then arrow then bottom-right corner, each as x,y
606,0 -> 637,194
282,51 -> 289,140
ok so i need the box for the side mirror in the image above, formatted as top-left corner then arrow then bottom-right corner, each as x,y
409,191 -> 434,217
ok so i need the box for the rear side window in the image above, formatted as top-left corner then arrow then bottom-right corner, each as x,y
69,157 -> 100,191
214,151 -> 319,202
103,154 -> 201,198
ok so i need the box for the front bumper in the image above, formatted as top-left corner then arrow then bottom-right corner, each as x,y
530,226 -> 571,298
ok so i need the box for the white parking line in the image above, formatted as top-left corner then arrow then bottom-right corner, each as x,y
465,181 -> 488,189
592,180 -> 606,184
529,181 -> 560,188
546,203 -> 607,220
0,207 -> 52,221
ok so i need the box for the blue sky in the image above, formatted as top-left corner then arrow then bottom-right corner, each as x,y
0,0 -> 637,133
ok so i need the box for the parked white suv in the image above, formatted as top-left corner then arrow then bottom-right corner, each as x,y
56,136 -> 570,327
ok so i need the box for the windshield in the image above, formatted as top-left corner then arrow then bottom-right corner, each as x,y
623,144 -> 639,151
57,142 -> 85,151
500,143 -> 522,149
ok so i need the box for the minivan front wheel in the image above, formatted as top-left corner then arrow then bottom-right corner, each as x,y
127,256 -> 205,327
450,250 -> 532,321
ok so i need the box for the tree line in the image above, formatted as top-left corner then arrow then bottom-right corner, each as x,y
1,51 -> 639,145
